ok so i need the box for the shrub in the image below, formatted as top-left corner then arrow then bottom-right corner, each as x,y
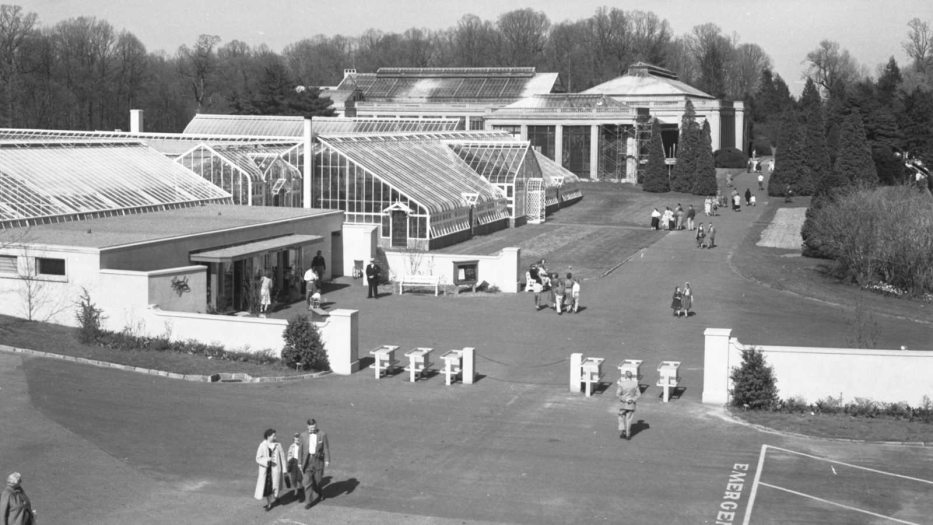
281,314 -> 330,371
729,348 -> 778,410
714,148 -> 747,168
74,288 -> 104,344
802,185 -> 933,295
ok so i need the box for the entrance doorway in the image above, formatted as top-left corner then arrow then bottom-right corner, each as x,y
391,210 -> 407,248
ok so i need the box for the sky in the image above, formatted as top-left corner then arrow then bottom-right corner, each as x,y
12,0 -> 933,95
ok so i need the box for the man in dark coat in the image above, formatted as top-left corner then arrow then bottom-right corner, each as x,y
365,258 -> 381,299
298,419 -> 331,508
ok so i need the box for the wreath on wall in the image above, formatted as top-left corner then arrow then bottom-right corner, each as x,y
170,275 -> 191,296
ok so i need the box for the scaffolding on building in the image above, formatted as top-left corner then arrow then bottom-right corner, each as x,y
634,108 -> 652,183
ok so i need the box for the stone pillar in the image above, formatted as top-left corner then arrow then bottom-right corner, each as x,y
319,309 -> 359,375
462,347 -> 475,384
569,352 -> 582,393
589,125 -> 599,180
303,118 -> 313,209
706,107 -> 722,152
734,101 -> 745,154
702,328 -> 733,405
498,247 -> 520,293
555,125 -> 564,168
520,125 -> 528,140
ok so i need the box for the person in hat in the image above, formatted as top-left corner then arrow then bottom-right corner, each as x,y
365,258 -> 381,299
1,472 -> 37,525
617,371 -> 641,440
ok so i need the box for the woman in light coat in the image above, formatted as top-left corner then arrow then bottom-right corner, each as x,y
255,428 -> 286,511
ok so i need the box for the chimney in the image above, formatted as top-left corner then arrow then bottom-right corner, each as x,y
130,109 -> 144,133
343,68 -> 357,79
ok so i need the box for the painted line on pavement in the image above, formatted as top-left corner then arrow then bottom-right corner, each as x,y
741,443 -> 768,525
766,445 -> 933,485
756,482 -> 920,525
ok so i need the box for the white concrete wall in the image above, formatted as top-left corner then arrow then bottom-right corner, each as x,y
0,246 -> 100,325
341,223 -> 378,277
703,328 -> 933,406
143,307 -> 360,375
383,247 -> 521,293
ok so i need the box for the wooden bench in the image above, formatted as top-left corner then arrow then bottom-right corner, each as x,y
370,345 -> 399,379
403,347 -> 433,382
398,274 -> 440,296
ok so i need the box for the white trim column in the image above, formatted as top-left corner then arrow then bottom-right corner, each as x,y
702,328 -> 733,405
555,125 -> 564,167
734,101 -> 745,153
589,125 -> 599,180
303,119 -> 312,209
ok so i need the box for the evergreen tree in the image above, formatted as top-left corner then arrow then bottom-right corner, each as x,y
876,57 -> 902,106
670,100 -> 698,193
768,110 -> 807,196
642,118 -> 670,193
693,120 -> 718,195
729,349 -> 778,410
834,111 -> 879,187
798,78 -> 828,196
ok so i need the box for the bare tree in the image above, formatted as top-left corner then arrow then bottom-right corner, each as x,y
283,35 -> 353,86
689,23 -> 731,98
497,8 -> 550,67
727,42 -> 772,100
177,34 -> 221,113
0,5 -> 38,127
903,17 -> 932,73
452,14 -> 502,67
804,40 -> 865,93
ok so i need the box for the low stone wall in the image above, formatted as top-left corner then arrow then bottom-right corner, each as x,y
703,328 -> 933,406
146,307 -> 359,375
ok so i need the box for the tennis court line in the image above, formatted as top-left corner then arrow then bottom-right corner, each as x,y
757,482 -> 921,525
742,444 -> 933,525
741,444 -> 768,525
766,445 -> 933,485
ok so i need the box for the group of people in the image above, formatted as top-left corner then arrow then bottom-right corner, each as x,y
695,222 -> 717,249
730,188 -> 756,211
525,259 -> 581,314
650,203 -> 699,231
670,283 -> 694,317
303,250 -> 328,309
254,418 -> 331,512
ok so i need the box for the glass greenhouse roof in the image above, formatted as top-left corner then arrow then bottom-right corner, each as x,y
318,134 -> 509,216
447,141 -> 533,184
0,128 -> 298,157
533,150 -> 581,187
0,141 -> 232,228
336,67 -> 560,101
495,94 -> 635,114
182,115 -> 461,138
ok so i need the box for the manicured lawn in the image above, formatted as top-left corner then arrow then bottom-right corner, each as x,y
0,315 -> 309,377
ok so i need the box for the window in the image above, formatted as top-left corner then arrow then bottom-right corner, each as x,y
37,257 -> 65,276
0,255 -> 16,274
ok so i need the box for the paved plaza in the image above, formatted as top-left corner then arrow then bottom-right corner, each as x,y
1,171 -> 932,524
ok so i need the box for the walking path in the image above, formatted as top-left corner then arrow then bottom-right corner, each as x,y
3,177 -> 931,524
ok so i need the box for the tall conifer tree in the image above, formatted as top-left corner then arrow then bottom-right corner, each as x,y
768,110 -> 807,196
834,111 -> 879,188
693,121 -> 718,195
670,100 -> 698,193
642,118 -> 670,193
797,78 -> 827,196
